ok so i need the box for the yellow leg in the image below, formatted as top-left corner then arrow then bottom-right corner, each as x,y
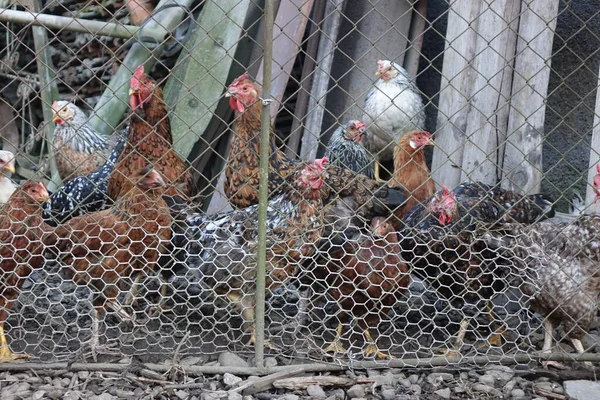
324,323 -> 347,354
0,326 -> 28,362
374,162 -> 385,183
541,320 -> 568,370
485,303 -> 506,347
436,319 -> 468,358
571,338 -> 593,369
363,329 -> 393,359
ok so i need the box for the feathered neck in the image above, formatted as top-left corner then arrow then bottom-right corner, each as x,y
113,185 -> 167,217
236,100 -> 264,139
4,194 -> 42,221
55,115 -> 109,154
130,87 -> 172,144
395,135 -> 426,170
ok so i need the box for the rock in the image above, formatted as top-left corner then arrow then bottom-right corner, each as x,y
399,379 -> 412,388
264,357 -> 278,368
32,391 -> 46,400
427,373 -> 453,386
471,383 -> 503,397
565,380 -> 600,400
223,373 -> 243,387
408,374 -> 420,384
410,384 -> 422,396
306,385 -> 326,399
347,384 -> 366,399
181,356 -> 205,366
90,394 -> 116,400
434,388 -> 451,400
510,388 -> 526,399
503,377 -> 519,395
329,388 -> 346,400
380,388 -> 396,400
47,390 -> 65,400
478,374 -> 496,387
53,378 -> 63,388
374,372 -> 395,387
78,371 -> 90,380
228,393 -> 243,400
279,395 -> 299,400
218,352 -> 249,368
485,367 -> 514,386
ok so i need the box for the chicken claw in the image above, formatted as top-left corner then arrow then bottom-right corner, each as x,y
323,323 -> 347,355
363,329 -> 393,359
246,326 -> 280,350
0,327 -> 28,362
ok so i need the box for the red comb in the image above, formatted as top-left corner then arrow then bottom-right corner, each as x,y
596,164 -> 600,174
230,73 -> 250,87
314,157 -> 329,170
133,65 -> 144,78
441,184 -> 451,194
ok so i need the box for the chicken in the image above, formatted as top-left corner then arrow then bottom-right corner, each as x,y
316,217 -> 409,359
224,73 -> 408,218
172,158 -> 329,348
388,130 -> 435,222
107,66 -> 195,201
324,120 -> 374,179
45,166 -> 171,359
362,60 -> 426,181
52,101 -> 119,183
44,129 -> 128,225
0,181 -> 51,361
0,151 -> 16,204
483,215 -> 600,368
399,182 -> 555,353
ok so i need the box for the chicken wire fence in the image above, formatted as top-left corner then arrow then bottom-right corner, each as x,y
0,0 -> 598,373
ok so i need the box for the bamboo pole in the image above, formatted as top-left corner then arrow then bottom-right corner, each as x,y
0,8 -> 163,39
255,0 -> 275,369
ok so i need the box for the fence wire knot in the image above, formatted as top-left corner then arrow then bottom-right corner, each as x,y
259,97 -> 274,106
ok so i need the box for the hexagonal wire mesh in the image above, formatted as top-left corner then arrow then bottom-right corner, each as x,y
0,0 -> 598,372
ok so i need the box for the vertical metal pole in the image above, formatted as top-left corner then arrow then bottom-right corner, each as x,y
255,0 -> 274,369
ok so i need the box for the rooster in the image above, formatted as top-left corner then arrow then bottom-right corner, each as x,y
44,129 -> 128,225
45,166 -> 171,359
224,73 -> 407,218
172,158 -> 329,348
399,182 -> 555,354
107,66 -> 195,201
362,60 -> 426,182
388,130 -> 435,226
0,151 -> 16,205
0,181 -> 51,361
52,101 -> 119,183
315,217 -> 409,359
325,120 -> 374,179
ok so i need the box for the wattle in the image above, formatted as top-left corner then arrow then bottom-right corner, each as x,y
229,97 -> 245,113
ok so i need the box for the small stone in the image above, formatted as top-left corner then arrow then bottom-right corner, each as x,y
471,383 -> 503,397
485,366 -> 514,386
400,379 -> 412,388
434,388 -> 451,400
62,378 -> 71,386
306,384 -> 326,399
228,393 -> 243,400
329,388 -> 345,400
223,373 -> 243,387
90,394 -> 116,400
453,385 -> 467,394
52,378 -> 63,388
181,356 -> 204,366
218,352 -> 249,368
564,380 -> 600,400
280,395 -> 299,400
264,357 -> 278,368
47,390 -> 65,400
374,372 -> 395,387
503,377 -> 519,395
380,388 -> 396,400
408,374 -> 420,384
32,391 -> 46,400
175,390 -> 189,400
510,389 -> 526,399
347,384 -> 366,399
478,374 -> 496,387
27,377 -> 43,383
410,384 -> 422,396
3,374 -> 18,382
367,370 -> 381,378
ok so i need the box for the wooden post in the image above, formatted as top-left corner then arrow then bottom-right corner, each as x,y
459,0 -> 521,185
501,0 -> 560,194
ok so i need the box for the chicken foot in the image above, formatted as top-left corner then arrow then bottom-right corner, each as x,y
323,323 -> 347,355
485,302 -> 507,347
373,162 -> 385,183
226,293 -> 280,350
363,329 -> 393,359
89,309 -> 119,362
541,320 -> 568,370
435,318 -> 468,358
0,325 -> 28,362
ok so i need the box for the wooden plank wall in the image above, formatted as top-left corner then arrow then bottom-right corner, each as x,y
501,0 -> 560,195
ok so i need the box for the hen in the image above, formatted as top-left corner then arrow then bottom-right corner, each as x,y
325,120 -> 374,179
388,130 -> 435,225
173,158 -> 329,348
52,101 -> 119,183
0,181 -> 50,361
399,182 -> 555,353
315,217 -> 409,359
44,129 -> 128,225
362,60 -> 426,181
107,66 -> 195,201
0,151 -> 16,205
45,167 -> 171,358
224,73 -> 407,218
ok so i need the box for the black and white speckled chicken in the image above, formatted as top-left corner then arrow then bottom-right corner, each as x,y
399,182 -> 555,354
483,215 -> 600,368
362,60 -> 425,181
172,158 -> 329,348
44,128 -> 128,225
325,120 -> 374,179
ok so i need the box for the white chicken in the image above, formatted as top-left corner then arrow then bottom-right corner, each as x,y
0,151 -> 16,205
362,60 -> 426,181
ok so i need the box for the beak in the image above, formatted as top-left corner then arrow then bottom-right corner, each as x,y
427,138 -> 436,146
3,163 -> 15,174
128,88 -> 137,96
44,196 -> 52,204
52,115 -> 61,123
224,89 -> 235,98
375,71 -> 382,77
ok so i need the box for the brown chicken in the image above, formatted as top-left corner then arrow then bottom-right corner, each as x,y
388,130 -> 435,226
317,217 -> 409,359
0,181 -> 51,361
46,166 -> 172,358
224,73 -> 407,217
107,66 -> 195,201
173,158 -> 329,347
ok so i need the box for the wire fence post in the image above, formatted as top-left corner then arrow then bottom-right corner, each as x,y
255,0 -> 275,369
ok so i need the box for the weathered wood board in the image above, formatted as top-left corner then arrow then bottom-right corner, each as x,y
501,0 -> 559,195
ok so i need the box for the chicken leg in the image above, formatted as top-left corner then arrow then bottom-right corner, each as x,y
435,318 -> 468,358
541,320 -> 568,370
323,323 -> 347,355
485,302 -> 507,347
363,329 -> 393,359
373,162 -> 385,183
89,309 -> 119,361
0,325 -> 28,362
227,293 -> 279,350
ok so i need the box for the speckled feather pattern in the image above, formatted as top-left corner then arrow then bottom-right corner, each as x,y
325,124 -> 374,179
362,63 -> 425,163
485,215 -> 600,339
45,128 -> 128,225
